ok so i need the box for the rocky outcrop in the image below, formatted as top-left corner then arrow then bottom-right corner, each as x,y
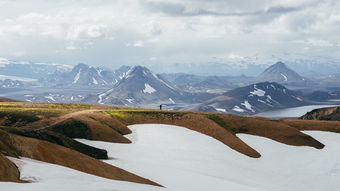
0,154 -> 21,182
300,107 -> 340,121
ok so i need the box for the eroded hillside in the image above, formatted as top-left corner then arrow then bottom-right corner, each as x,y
1,100 -> 340,185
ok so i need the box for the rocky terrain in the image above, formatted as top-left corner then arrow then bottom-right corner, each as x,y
300,106 -> 340,121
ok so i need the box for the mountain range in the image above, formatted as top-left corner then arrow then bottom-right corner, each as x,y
42,63 -> 131,87
84,66 -> 214,107
192,82 -> 307,115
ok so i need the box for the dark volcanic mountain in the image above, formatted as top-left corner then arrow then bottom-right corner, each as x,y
84,66 -> 209,107
193,82 -> 306,115
257,62 -> 306,83
43,64 -> 131,87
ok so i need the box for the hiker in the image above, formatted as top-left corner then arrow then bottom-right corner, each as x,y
160,104 -> 162,110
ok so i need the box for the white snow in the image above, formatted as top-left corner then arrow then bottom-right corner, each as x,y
44,96 -> 56,102
79,125 -> 340,191
250,85 -> 266,97
168,98 -> 175,104
2,124 -> 340,191
92,77 -> 98,85
232,106 -> 245,112
0,75 -> 37,82
215,108 -> 226,113
126,98 -> 134,103
280,73 -> 288,81
72,69 -> 81,84
97,88 -> 114,104
1,157 -> 161,191
143,83 -> 156,94
294,96 -> 303,101
98,92 -> 107,104
241,100 -> 255,112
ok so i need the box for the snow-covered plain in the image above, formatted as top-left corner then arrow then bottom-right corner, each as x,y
2,124 -> 340,191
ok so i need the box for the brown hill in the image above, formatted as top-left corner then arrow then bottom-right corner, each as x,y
1,101 -> 340,185
0,153 -> 21,182
0,129 -> 160,186
0,97 -> 18,102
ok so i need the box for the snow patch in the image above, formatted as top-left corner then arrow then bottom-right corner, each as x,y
280,73 -> 288,81
126,98 -> 134,103
92,77 -> 98,85
72,69 -> 81,84
232,106 -> 245,113
143,83 -> 156,94
44,96 -> 56,102
241,100 -> 255,112
215,108 -> 226,113
250,85 -> 266,97
169,98 -> 175,104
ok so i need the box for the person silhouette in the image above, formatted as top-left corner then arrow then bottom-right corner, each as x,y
160,104 -> 162,110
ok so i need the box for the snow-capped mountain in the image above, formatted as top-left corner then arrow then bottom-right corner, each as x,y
43,64 -> 131,87
0,57 -> 71,79
193,82 -> 306,115
84,65 -> 190,106
256,62 -> 306,84
161,73 -> 254,92
0,79 -> 25,88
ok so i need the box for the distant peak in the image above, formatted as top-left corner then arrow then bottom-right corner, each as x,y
273,61 -> 286,67
129,65 -> 152,74
73,63 -> 89,70
132,65 -> 148,71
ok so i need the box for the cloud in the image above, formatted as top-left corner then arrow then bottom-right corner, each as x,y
141,0 -> 304,17
0,0 -> 339,70
127,40 -> 145,47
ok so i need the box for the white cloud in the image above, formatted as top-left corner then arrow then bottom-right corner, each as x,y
127,40 -> 145,47
0,0 -> 339,67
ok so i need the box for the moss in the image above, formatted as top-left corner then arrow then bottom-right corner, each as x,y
206,114 -> 248,134
49,118 -> 91,139
0,111 -> 40,126
104,110 -> 187,124
268,118 -> 283,122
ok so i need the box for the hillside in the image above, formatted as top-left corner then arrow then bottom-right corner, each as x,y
257,61 -> 306,84
300,106 -> 340,121
1,100 -> 340,189
193,82 -> 306,115
84,66 -> 213,107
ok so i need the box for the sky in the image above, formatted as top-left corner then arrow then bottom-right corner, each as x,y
0,0 -> 339,70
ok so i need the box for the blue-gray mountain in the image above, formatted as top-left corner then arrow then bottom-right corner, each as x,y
256,62 -> 306,84
83,66 -> 214,107
191,82 -> 307,115
42,63 -> 131,87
